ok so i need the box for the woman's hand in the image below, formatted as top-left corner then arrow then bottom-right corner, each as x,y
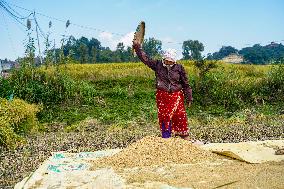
132,39 -> 139,47
132,40 -> 140,55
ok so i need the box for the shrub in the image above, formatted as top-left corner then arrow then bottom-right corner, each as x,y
2,62 -> 282,125
0,98 -> 41,148
0,120 -> 22,149
266,64 -> 284,99
8,66 -> 99,106
0,77 -> 13,99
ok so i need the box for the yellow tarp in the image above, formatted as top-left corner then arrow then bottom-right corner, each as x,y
201,140 -> 284,163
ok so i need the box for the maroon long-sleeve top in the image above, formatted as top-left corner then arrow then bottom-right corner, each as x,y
133,43 -> 193,104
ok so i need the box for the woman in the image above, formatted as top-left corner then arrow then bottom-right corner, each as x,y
133,40 -> 192,141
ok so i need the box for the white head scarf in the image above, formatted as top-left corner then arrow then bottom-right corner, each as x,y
163,48 -> 178,63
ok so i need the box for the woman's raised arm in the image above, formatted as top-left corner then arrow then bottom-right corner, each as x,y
132,41 -> 157,71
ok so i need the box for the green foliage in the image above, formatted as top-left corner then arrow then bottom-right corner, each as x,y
194,59 -> 217,78
199,69 -> 246,111
21,31 -> 36,68
7,67 -> 98,106
0,120 -> 22,149
182,40 -> 204,60
142,37 -> 163,59
239,43 -> 284,64
190,60 -> 283,112
1,61 -> 283,127
0,98 -> 41,148
50,36 -> 139,63
264,63 -> 284,100
39,62 -> 282,121
208,43 -> 284,64
209,46 -> 239,60
44,33 -> 53,67
91,47 -> 97,63
0,77 -> 13,99
79,43 -> 88,63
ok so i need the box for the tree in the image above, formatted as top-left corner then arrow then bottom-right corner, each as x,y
116,42 -> 125,62
116,42 -> 125,52
182,40 -> 204,60
91,47 -> 97,63
79,43 -> 88,63
89,38 -> 101,63
125,46 -> 139,62
89,38 -> 101,51
239,44 -> 268,64
210,46 -> 238,60
79,37 -> 89,46
99,47 -> 114,62
44,34 -> 53,67
206,53 -> 213,60
142,38 -> 162,59
23,34 -> 36,67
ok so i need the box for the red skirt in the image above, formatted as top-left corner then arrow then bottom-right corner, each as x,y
156,89 -> 189,137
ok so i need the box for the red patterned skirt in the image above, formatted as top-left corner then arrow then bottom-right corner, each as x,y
156,89 -> 189,137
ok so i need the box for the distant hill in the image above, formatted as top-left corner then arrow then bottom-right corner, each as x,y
239,42 -> 284,64
209,42 -> 284,64
0,59 -> 18,71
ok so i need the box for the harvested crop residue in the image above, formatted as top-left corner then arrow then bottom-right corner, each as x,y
91,136 -> 221,169
90,136 -> 284,188
120,160 -> 284,189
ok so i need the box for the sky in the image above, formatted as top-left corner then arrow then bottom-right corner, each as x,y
0,0 -> 284,60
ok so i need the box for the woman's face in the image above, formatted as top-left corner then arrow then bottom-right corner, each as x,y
164,59 -> 175,65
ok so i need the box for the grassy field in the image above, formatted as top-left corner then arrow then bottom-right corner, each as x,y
35,61 -> 281,123
1,60 -> 283,141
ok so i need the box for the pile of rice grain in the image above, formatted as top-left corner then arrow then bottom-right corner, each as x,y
91,136 -> 221,168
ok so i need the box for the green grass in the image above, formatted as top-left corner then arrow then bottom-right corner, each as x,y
38,76 -> 158,125
1,61 -> 284,149
2,61 -> 283,127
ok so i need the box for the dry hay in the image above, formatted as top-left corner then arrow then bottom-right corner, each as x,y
91,136 -> 221,169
